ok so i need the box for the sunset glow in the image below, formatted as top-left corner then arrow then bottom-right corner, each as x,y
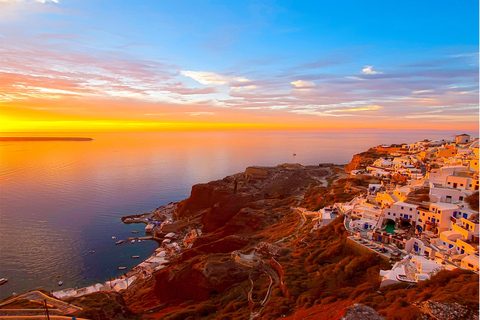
0,1 -> 478,132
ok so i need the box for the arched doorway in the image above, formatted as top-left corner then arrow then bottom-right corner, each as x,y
416,225 -> 423,233
383,219 -> 396,234
400,220 -> 411,228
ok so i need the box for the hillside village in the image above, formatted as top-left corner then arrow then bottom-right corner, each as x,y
304,133 -> 479,287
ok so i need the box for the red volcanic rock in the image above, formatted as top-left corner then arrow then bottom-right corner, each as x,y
177,182 -> 232,218
176,235 -> 249,263
344,148 -> 386,173
201,193 -> 254,232
193,235 -> 250,254
154,257 -> 249,302
222,207 -> 269,235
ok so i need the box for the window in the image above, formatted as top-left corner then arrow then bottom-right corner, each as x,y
448,182 -> 451,185
459,196 -> 464,201
460,184 -> 464,187
387,212 -> 390,215
401,206 -> 404,210
410,215 -> 413,218
393,213 -> 396,216
468,263 -> 473,268
400,213 -> 403,217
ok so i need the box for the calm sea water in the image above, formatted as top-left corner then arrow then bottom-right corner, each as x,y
0,130 -> 476,299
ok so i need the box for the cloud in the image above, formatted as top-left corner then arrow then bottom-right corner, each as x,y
412,90 -> 433,94
0,0 -> 58,3
181,71 -> 231,85
326,105 -> 383,113
362,66 -> 382,75
0,0 -> 61,22
290,80 -> 315,88
181,70 -> 255,90
187,111 -> 216,116
346,76 -> 365,81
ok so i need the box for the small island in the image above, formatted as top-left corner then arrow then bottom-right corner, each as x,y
0,137 -> 93,141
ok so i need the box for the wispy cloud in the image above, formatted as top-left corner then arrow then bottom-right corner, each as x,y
0,0 -> 58,3
412,90 -> 433,94
181,71 -> 231,85
326,105 -> 383,113
291,80 -> 315,88
181,70 -> 255,90
362,65 -> 382,75
187,111 -> 216,116
0,28 -> 478,130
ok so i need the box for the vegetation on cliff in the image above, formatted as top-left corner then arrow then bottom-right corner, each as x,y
344,148 -> 388,173
465,191 -> 479,211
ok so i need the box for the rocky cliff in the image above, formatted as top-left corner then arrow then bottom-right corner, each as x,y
344,148 -> 388,173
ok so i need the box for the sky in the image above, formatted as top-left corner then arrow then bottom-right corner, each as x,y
0,0 -> 478,132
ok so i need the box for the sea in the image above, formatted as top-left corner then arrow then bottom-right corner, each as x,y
0,130 -> 476,300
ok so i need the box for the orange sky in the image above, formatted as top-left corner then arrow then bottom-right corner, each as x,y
0,1 -> 478,133
2,93 -> 478,132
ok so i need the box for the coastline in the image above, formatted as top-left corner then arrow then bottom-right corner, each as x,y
0,163 -> 335,305
0,137 -> 93,141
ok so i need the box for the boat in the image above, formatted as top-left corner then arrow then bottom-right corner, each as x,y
112,236 -> 116,239
131,240 -> 135,244
137,239 -> 141,243
90,250 -> 95,254
131,231 -> 139,234
132,255 -> 140,258
118,267 -> 127,270
115,240 -> 124,245
0,278 -> 7,285
58,281 -> 63,286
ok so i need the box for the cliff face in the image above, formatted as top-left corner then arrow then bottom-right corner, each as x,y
153,257 -> 249,302
176,182 -> 233,218
344,148 -> 387,173
177,165 -> 330,232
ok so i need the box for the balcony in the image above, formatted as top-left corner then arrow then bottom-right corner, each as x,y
425,220 -> 437,227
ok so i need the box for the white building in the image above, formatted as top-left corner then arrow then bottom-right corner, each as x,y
379,256 -> 443,287
455,134 -> 471,144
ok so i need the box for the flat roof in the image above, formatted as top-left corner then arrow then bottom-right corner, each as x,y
462,255 -> 479,266
431,202 -> 459,210
394,201 -> 418,208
